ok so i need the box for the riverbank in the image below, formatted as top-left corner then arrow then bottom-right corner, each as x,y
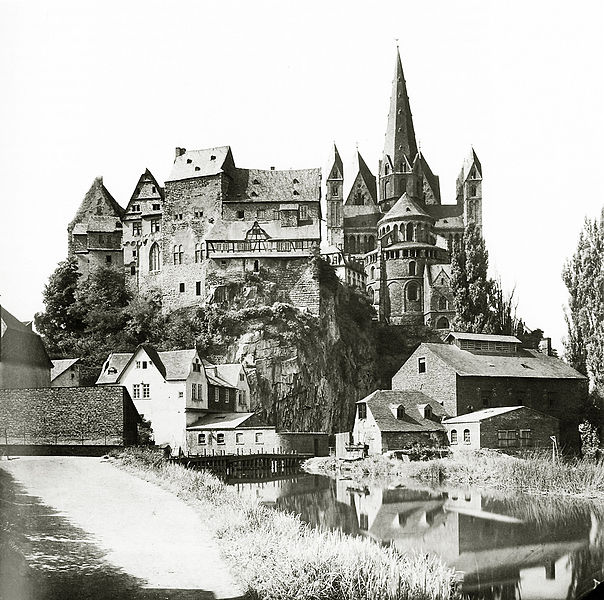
304,450 -> 604,500
114,448 -> 458,600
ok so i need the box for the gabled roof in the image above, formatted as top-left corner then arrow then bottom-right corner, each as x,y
96,353 -> 132,384
383,48 -> 419,170
419,343 -> 587,379
225,167 -> 321,204
186,412 -> 271,430
457,148 -> 482,185
167,146 -> 234,182
414,152 -> 441,203
327,144 -> 343,180
443,406 -> 556,424
51,358 -> 80,381
344,152 -> 377,204
358,390 -> 448,432
378,193 -> 432,223
69,177 -> 124,229
127,169 -> 165,205
1,306 -> 52,370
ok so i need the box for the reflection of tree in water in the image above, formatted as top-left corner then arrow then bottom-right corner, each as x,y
463,582 -> 519,600
568,511 -> 604,600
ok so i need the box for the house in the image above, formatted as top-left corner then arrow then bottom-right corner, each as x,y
443,406 -> 559,451
392,332 -> 587,448
96,344 -> 250,453
51,358 -> 81,387
352,390 -> 449,455
0,305 -> 52,389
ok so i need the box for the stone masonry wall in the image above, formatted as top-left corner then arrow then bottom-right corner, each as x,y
0,387 -> 138,446
479,409 -> 559,450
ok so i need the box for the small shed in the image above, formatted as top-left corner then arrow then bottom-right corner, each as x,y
443,406 -> 559,451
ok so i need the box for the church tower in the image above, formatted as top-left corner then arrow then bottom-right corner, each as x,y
456,148 -> 483,229
378,48 -> 421,212
326,144 -> 344,249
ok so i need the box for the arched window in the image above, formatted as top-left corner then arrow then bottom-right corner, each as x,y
463,429 -> 470,444
349,237 -> 357,254
173,245 -> 183,265
253,259 -> 259,272
149,243 -> 160,272
470,184 -> 477,197
368,235 -> 375,250
409,261 -> 416,276
438,296 -> 448,310
396,405 -> 405,420
436,316 -> 450,329
406,222 -> 414,241
407,282 -> 419,301
424,405 -> 432,419
450,430 -> 458,444
195,243 -> 202,263
370,266 -> 375,279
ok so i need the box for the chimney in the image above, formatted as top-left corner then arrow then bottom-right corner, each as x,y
175,147 -> 187,160
538,338 -> 552,356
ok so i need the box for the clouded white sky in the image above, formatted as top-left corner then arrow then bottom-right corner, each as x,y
1,0 -> 603,353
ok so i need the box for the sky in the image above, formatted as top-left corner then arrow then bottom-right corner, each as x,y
1,0 -> 603,353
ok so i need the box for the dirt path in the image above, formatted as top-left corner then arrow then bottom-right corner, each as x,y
0,456 -> 244,599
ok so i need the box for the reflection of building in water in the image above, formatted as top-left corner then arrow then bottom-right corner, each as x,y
349,485 -> 591,599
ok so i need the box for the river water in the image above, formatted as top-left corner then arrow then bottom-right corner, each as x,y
231,472 -> 604,600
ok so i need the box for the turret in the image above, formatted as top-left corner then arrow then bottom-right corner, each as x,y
325,144 -> 344,249
456,148 -> 482,229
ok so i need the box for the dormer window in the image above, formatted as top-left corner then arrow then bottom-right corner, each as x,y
251,191 -> 258,197
108,367 -> 117,374
195,166 -> 200,172
293,178 -> 299,184
396,405 -> 405,420
293,190 -> 299,196
210,155 -> 216,161
424,405 -> 432,419
253,179 -> 260,185
186,159 -> 192,164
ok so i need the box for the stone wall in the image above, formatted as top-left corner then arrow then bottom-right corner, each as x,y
382,430 -> 447,451
479,408 -> 559,450
0,387 -> 138,446
186,427 -> 279,456
276,432 -> 329,456
0,364 -> 50,390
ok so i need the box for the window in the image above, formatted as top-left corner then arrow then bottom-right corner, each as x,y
133,222 -> 142,236
152,203 -> 160,211
396,405 -> 405,420
359,513 -> 369,530
498,430 -> 518,448
436,317 -> 450,329
407,282 -> 419,301
480,389 -> 492,407
197,433 -> 206,444
142,384 -> 150,398
192,384 -> 197,400
142,361 -> 147,369
240,372 -> 245,381
194,210 -> 203,218
196,281 -> 201,296
358,403 -> 367,419
237,210 -> 245,219
236,432 -> 244,444
173,245 -> 183,265
450,430 -> 458,444
438,296 -> 448,311
253,260 -> 259,272
418,357 -> 426,373
149,243 -> 161,272
136,361 -> 141,369
255,432 -> 263,444
299,205 -> 309,220
216,433 -> 225,444
409,261 -> 416,276
470,185 -> 477,197
132,384 -> 140,399
424,406 -> 432,419
178,391 -> 184,398
331,184 -> 339,197
179,283 -> 185,293
132,204 -> 141,212
463,429 -> 471,444
151,220 -> 161,233
519,429 -> 532,447
195,243 -> 202,263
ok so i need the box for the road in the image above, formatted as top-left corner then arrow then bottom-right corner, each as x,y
0,456 -> 244,599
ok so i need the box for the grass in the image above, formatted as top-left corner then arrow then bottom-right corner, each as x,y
113,448 -> 458,600
308,450 -> 604,500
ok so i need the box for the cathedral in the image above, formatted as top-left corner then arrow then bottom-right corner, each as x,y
67,49 -> 482,330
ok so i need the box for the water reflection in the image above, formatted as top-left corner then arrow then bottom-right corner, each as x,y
233,474 -> 604,600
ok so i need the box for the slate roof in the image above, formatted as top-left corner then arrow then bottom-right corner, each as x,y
69,177 -> 124,229
422,343 -> 586,380
446,332 -> 521,344
167,147 -> 233,181
427,204 -> 463,220
358,390 -> 448,433
379,193 -> 433,223
344,152 -> 377,203
443,406 -> 547,424
51,358 -> 80,381
343,212 -> 381,229
0,306 -> 52,370
434,215 -> 464,230
96,353 -> 136,384
127,168 -> 165,204
327,144 -> 343,179
187,412 -> 272,430
205,218 -> 319,241
414,152 -> 441,203
225,167 -> 321,204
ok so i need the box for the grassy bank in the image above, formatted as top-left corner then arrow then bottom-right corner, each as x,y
305,451 -> 604,500
113,448 -> 457,600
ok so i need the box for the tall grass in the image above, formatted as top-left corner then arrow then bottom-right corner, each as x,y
114,448 -> 457,600
412,449 -> 604,498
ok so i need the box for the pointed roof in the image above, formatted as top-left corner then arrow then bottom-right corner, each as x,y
128,169 -> 165,205
1,305 -> 52,370
383,48 -> 419,170
69,177 -> 124,229
344,151 -> 378,204
327,144 -> 343,180
413,152 -> 441,203
458,148 -> 482,183
379,192 -> 432,223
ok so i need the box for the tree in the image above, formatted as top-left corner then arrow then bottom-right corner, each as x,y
34,257 -> 84,355
451,223 -> 492,333
488,278 -> 517,335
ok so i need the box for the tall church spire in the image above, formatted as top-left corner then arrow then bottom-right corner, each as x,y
383,48 -> 418,171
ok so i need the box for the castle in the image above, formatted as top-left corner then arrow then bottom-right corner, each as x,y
67,49 -> 482,329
